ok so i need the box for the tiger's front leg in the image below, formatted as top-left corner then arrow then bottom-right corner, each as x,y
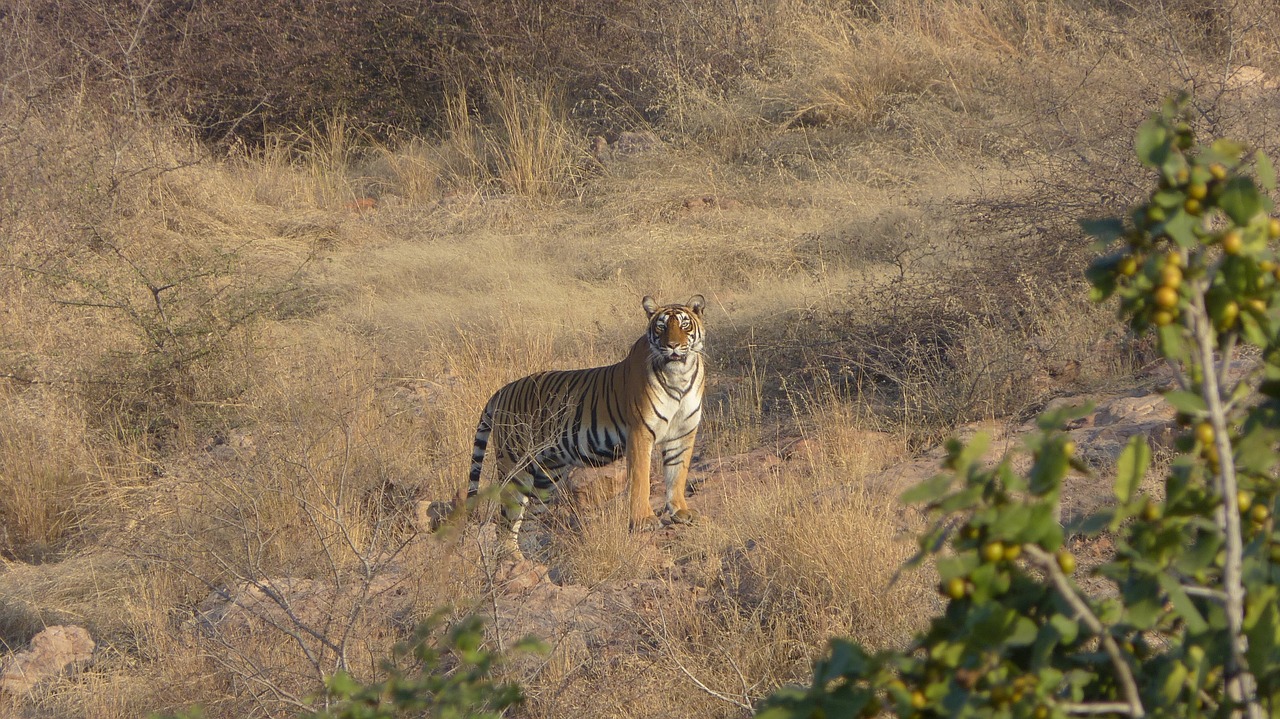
627,430 -> 661,531
660,431 -> 699,524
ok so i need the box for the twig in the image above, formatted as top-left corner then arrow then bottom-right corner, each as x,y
654,603 -> 754,712
1059,701 -> 1141,715
1023,545 -> 1144,718
1188,283 -> 1263,719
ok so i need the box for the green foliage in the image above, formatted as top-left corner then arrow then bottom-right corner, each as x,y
314,613 -> 544,719
154,613 -> 543,719
756,95 -> 1280,718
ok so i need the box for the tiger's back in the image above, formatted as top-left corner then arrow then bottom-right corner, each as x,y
465,295 -> 707,556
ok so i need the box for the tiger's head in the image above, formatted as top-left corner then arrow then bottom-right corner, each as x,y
642,295 -> 706,366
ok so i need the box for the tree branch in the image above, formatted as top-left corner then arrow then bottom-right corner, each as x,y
1023,545 -> 1144,718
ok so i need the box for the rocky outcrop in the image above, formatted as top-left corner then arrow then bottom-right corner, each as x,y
0,625 -> 95,694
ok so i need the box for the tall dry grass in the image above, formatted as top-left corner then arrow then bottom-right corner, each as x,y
3,0 -> 1280,717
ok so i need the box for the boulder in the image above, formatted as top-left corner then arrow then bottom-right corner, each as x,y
0,625 -> 95,694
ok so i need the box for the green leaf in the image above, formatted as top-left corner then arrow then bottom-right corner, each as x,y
1162,660 -> 1189,703
1126,594 -> 1164,630
1163,390 -> 1207,415
1158,574 -> 1208,633
1080,218 -> 1126,248
1245,595 -> 1280,674
936,552 -> 981,582
1219,176 -> 1265,225
900,473 -> 953,505
1162,209 -> 1199,248
955,432 -> 990,474
936,485 -> 983,513
1256,150 -> 1277,191
1114,435 -> 1150,504
1212,138 -> 1247,161
326,671 -> 361,699
1135,117 -> 1170,167
1152,189 -> 1184,208
754,706 -> 800,719
1049,614 -> 1080,644
1173,531 -> 1221,575
1085,253 -> 1125,298
1007,616 -> 1039,647
1236,424 -> 1280,474
1157,323 -> 1189,363
1036,401 -> 1093,431
1240,309 -> 1269,348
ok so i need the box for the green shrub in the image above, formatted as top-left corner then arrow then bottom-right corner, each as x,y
156,613 -> 543,719
756,95 -> 1280,719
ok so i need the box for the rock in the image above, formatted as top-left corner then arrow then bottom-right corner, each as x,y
196,574 -> 407,637
0,625 -> 95,694
613,131 -> 661,155
681,195 -> 743,211
492,558 -> 549,594
1227,65 -> 1279,96
1067,391 -> 1178,468
416,499 -> 458,532
202,430 -> 257,462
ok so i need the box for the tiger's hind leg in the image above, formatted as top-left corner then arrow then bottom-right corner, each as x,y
497,480 -> 530,558
497,460 -> 569,558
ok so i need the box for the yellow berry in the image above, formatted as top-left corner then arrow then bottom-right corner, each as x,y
1188,183 -> 1208,200
1196,422 -> 1215,445
1221,301 -> 1240,328
1160,264 -> 1183,288
1165,250 -> 1184,267
1118,256 -> 1138,276
1210,163 -> 1228,181
1252,503 -> 1271,523
911,690 -> 928,709
1003,543 -> 1023,561
944,577 -> 968,600
1062,440 -> 1076,456
1223,230 -> 1244,255
1057,550 -> 1077,574
1247,298 -> 1268,314
982,541 -> 1005,563
1238,490 -> 1253,513
1152,310 -> 1176,326
1154,286 -> 1179,309
1270,218 -> 1280,239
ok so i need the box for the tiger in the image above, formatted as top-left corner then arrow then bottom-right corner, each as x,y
462,295 -> 707,557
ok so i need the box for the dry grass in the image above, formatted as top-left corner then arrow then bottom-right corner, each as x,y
3,0 -> 1280,716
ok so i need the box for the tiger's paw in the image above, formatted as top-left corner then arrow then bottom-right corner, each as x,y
669,507 -> 699,525
630,514 -> 663,532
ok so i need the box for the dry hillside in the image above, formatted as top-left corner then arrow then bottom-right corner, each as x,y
2,1 -> 1280,717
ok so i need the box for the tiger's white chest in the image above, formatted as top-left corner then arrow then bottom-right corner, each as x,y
649,361 -> 704,444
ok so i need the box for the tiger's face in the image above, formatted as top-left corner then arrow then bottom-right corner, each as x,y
642,295 -> 706,365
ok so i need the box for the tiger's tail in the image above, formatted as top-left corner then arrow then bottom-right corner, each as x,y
467,406 -> 494,499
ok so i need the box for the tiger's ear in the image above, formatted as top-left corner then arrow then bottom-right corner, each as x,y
642,295 -> 660,317
686,295 -> 706,316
